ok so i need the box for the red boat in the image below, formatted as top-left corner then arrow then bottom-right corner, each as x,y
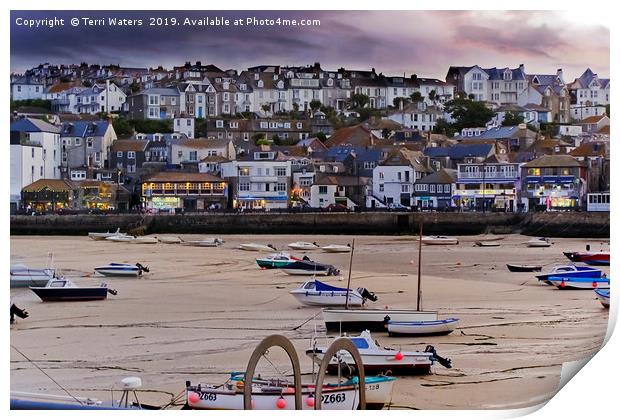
563,252 -> 609,266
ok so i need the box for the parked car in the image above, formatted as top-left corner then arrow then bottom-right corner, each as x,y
387,203 -> 410,211
325,203 -> 350,212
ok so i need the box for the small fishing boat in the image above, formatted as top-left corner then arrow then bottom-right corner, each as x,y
323,308 -> 439,332
10,265 -> 58,288
94,263 -> 149,277
307,330 -> 452,375
88,228 -> 124,241
594,288 -> 610,308
321,244 -> 352,253
421,236 -> 459,245
563,252 -> 609,266
158,236 -> 183,244
183,238 -> 225,247
184,373 -> 391,410
289,280 -> 377,307
535,265 -> 602,285
547,276 -> 610,290
106,234 -> 135,243
526,237 -> 552,248
506,264 -> 542,272
30,279 -> 117,302
225,373 -> 396,410
281,260 -> 341,276
239,243 -> 277,252
256,253 -> 299,269
386,318 -> 460,336
475,241 -> 500,247
130,236 -> 158,244
288,241 -> 320,251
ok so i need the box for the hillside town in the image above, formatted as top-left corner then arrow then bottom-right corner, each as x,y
10,61 -> 610,214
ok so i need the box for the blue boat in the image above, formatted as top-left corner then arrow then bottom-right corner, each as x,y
594,288 -> 610,308
547,276 -> 610,290
536,265 -> 602,284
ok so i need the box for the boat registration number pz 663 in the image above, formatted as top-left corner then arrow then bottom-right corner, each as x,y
322,392 -> 346,404
199,392 -> 218,401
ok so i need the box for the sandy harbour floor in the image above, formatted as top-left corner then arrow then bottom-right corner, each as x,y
10,233 -> 610,409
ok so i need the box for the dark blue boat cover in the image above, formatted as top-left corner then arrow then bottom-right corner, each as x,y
314,280 -> 350,292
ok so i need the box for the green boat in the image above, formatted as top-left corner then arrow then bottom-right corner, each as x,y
256,252 -> 299,269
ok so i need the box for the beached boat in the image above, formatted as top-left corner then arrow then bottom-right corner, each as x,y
387,318 -> 460,336
526,237 -> 552,247
506,264 -> 542,272
30,278 -> 116,302
130,236 -> 158,244
421,236 -> 459,245
535,265 -> 602,285
475,241 -> 500,247
184,373 -> 395,410
547,276 -> 610,290
256,252 -> 298,269
106,234 -> 135,243
289,280 -> 377,307
88,228 -> 124,241
563,252 -> 609,266
183,238 -> 224,247
158,236 -> 183,244
323,308 -> 439,331
239,243 -> 277,252
288,241 -> 320,251
307,330 -> 452,375
321,244 -> 352,253
10,264 -> 58,288
594,288 -> 610,308
94,263 -> 149,277
281,260 -> 341,276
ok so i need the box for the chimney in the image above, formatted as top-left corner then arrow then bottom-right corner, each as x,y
519,64 -> 525,73
556,68 -> 564,83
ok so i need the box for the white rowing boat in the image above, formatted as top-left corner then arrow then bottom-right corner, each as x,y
387,318 -> 460,336
130,236 -> 158,244
288,241 -> 320,251
239,243 -> 277,252
421,236 -> 458,245
526,237 -> 552,248
158,236 -> 182,244
321,244 -> 352,253
289,280 -> 376,307
88,228 -> 124,240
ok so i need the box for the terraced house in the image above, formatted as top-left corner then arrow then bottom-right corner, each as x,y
128,87 -> 183,119
446,64 -> 527,105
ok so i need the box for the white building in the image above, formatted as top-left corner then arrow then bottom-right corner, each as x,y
568,69 -> 609,121
370,148 -> 429,207
75,82 -> 127,114
446,64 -> 528,105
174,117 -> 195,139
386,102 -> 443,132
11,76 -> 45,100
170,138 -> 235,165
221,152 -> 292,210
10,118 -> 62,208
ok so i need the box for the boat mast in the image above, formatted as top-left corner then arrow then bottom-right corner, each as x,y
344,239 -> 355,309
417,218 -> 423,311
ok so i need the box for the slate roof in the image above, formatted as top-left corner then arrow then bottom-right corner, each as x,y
111,139 -> 148,152
521,154 -> 585,168
324,124 -> 382,148
134,87 -> 180,96
424,144 -> 493,159
22,179 -> 73,192
325,145 -> 382,162
143,171 -> 225,183
458,126 -> 533,140
10,117 -> 60,134
416,169 -> 457,184
313,173 -> 370,186
60,120 -> 111,137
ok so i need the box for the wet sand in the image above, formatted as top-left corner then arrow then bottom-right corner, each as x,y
10,234 -> 609,409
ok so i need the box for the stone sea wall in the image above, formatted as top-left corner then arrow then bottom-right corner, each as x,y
10,211 -> 610,238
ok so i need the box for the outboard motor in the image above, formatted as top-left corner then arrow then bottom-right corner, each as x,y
358,288 -> 378,302
10,304 -> 29,324
135,263 -> 150,274
425,345 -> 452,369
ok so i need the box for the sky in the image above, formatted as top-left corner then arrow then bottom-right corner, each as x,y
10,10 -> 610,82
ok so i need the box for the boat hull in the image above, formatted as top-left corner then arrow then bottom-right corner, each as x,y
321,246 -> 351,253
564,252 -> 609,266
536,268 -> 602,281
322,309 -> 438,332
288,243 -> 319,251
240,244 -> 275,252
387,318 -> 460,336
594,288 -> 610,308
281,268 -> 331,276
30,287 -> 108,302
290,291 -> 364,306
10,269 -> 56,288
256,259 -> 294,269
506,264 -> 542,272
422,237 -> 458,245
548,277 -> 610,290
308,349 -> 433,375
94,266 -> 141,277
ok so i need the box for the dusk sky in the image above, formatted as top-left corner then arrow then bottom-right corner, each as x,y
10,10 -> 609,81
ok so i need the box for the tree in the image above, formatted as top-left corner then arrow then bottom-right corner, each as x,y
292,102 -> 300,112
428,90 -> 437,103
129,82 -> 140,93
443,97 -> 495,132
311,132 -> 327,142
132,119 -> 172,134
381,128 -> 393,139
605,104 -> 610,117
272,134 -> 281,145
252,133 -> 266,143
261,104 -> 271,113
393,97 -> 408,109
309,99 -> 322,113
502,111 -> 524,126
82,80 -> 93,88
351,93 -> 369,109
410,92 -> 424,103
432,118 -> 458,137
112,118 -> 134,137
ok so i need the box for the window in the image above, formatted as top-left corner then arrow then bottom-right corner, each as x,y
75,138 -> 81,146
127,151 -> 136,159
319,186 -> 328,194
444,184 -> 451,193
379,171 -> 384,180
276,183 -> 287,192
189,151 -> 198,161
87,139 -> 93,148
430,184 -> 435,193
117,151 -> 123,158
379,184 -> 384,192
94,152 -> 101,162
239,183 -> 250,191
127,164 -> 136,173
275,167 -> 287,176
401,185 -> 409,193
216,120 -> 224,128
177,150 -> 183,158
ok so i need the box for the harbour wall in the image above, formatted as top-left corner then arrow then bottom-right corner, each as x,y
9,212 -> 610,238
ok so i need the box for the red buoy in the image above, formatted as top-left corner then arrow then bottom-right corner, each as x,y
276,397 -> 287,409
306,396 -> 315,407
395,351 -> 404,361
592,281 -> 598,288
560,280 -> 566,289
188,392 -> 200,404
